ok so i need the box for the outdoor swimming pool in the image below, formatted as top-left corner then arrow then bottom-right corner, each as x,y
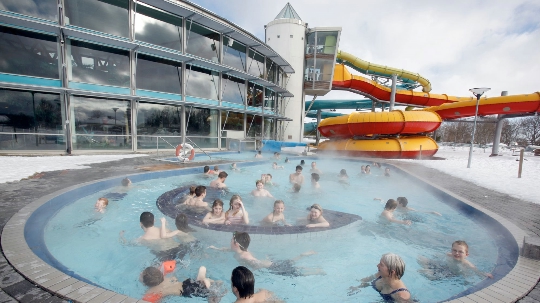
29,157 -> 517,302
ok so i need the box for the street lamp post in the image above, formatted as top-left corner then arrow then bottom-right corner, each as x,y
467,87 -> 491,168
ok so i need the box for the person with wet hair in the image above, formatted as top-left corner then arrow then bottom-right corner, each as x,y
380,199 -> 412,225
306,204 -> 329,228
202,199 -> 226,225
231,266 -> 274,303
349,253 -> 411,301
396,196 -> 442,216
209,171 -> 228,189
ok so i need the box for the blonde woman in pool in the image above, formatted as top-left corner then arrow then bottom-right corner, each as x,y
225,195 -> 249,225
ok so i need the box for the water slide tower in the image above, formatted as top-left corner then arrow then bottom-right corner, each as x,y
266,4 -> 341,141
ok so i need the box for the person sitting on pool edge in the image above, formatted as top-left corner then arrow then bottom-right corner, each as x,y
94,197 -> 108,213
396,197 -> 442,216
202,199 -> 226,225
231,266 -> 278,303
141,264 -> 222,303
251,180 -> 274,198
210,232 -> 322,276
380,199 -> 412,226
185,186 -> 209,209
261,200 -> 288,226
348,253 -> 411,302
209,171 -> 228,189
305,204 -> 329,228
225,195 -> 249,225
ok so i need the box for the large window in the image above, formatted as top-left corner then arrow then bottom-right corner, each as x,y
221,111 -> 243,131
137,102 -> 181,149
65,0 -> 129,38
247,50 -> 264,78
186,106 -> 218,148
137,54 -> 181,94
222,75 -> 245,105
185,65 -> 219,100
0,26 -> 59,79
0,89 -> 64,150
246,114 -> 261,138
70,96 -> 131,149
223,36 -> 246,71
69,40 -> 130,87
0,0 -> 57,21
185,22 -> 220,62
135,4 -> 182,51
247,82 -> 263,107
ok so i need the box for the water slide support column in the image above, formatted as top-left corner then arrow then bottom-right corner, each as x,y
490,91 -> 508,156
389,74 -> 397,111
316,109 -> 321,145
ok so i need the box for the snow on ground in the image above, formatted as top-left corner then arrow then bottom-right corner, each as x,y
396,146 -> 540,204
0,154 -> 147,184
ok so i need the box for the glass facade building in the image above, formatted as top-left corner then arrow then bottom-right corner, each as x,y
0,0 -> 293,151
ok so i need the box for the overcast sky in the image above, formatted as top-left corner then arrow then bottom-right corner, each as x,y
189,0 -> 539,111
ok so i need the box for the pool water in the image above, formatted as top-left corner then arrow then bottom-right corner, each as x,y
43,158 -> 502,302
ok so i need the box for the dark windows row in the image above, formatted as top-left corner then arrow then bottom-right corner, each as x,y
1,0 -> 285,84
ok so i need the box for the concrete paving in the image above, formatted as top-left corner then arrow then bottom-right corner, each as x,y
0,154 -> 538,302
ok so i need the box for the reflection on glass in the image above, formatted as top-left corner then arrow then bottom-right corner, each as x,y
0,26 -> 59,79
246,114 -> 261,138
137,54 -> 181,94
0,89 -> 63,135
185,65 -> 219,100
70,96 -> 131,150
222,74 -> 245,105
264,118 -> 274,139
223,36 -> 246,71
65,0 -> 129,38
247,82 -> 263,107
264,88 -> 275,111
247,50 -> 264,78
221,111 -> 243,131
266,60 -> 276,83
69,40 -> 130,87
185,22 -> 220,62
0,0 -> 57,21
137,102 -> 181,137
186,107 -> 218,137
135,4 -> 182,51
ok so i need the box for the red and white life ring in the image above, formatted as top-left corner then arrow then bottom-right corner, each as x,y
175,143 -> 195,161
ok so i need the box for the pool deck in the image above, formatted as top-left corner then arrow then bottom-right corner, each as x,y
0,154 -> 539,302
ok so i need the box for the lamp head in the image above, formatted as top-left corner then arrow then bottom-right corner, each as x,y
469,87 -> 491,97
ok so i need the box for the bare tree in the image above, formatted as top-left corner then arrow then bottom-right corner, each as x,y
520,116 -> 540,145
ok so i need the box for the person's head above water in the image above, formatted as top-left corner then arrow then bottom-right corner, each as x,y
397,197 -> 408,207
232,231 -> 250,252
140,211 -> 154,228
379,253 -> 406,280
231,266 -> 255,299
195,185 -> 206,197
121,178 -> 131,187
141,266 -> 163,287
384,199 -> 398,210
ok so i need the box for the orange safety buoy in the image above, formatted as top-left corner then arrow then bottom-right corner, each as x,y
175,143 -> 195,161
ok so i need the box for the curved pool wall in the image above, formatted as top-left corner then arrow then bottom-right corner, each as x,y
1,157 -> 528,302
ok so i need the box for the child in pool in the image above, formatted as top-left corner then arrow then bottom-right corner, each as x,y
94,197 -> 108,213
251,180 -> 274,198
202,199 -> 226,225
225,195 -> 249,225
261,200 -> 288,225
380,199 -> 412,225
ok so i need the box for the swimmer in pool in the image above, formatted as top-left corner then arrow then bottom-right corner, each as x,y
305,204 -> 329,228
141,264 -> 222,303
225,195 -> 249,225
94,197 -> 108,213
261,200 -> 288,226
251,180 -> 274,198
289,165 -> 305,185
202,199 -> 226,225
380,199 -> 412,226
210,232 -> 322,276
348,253 -> 411,302
418,240 -> 493,280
